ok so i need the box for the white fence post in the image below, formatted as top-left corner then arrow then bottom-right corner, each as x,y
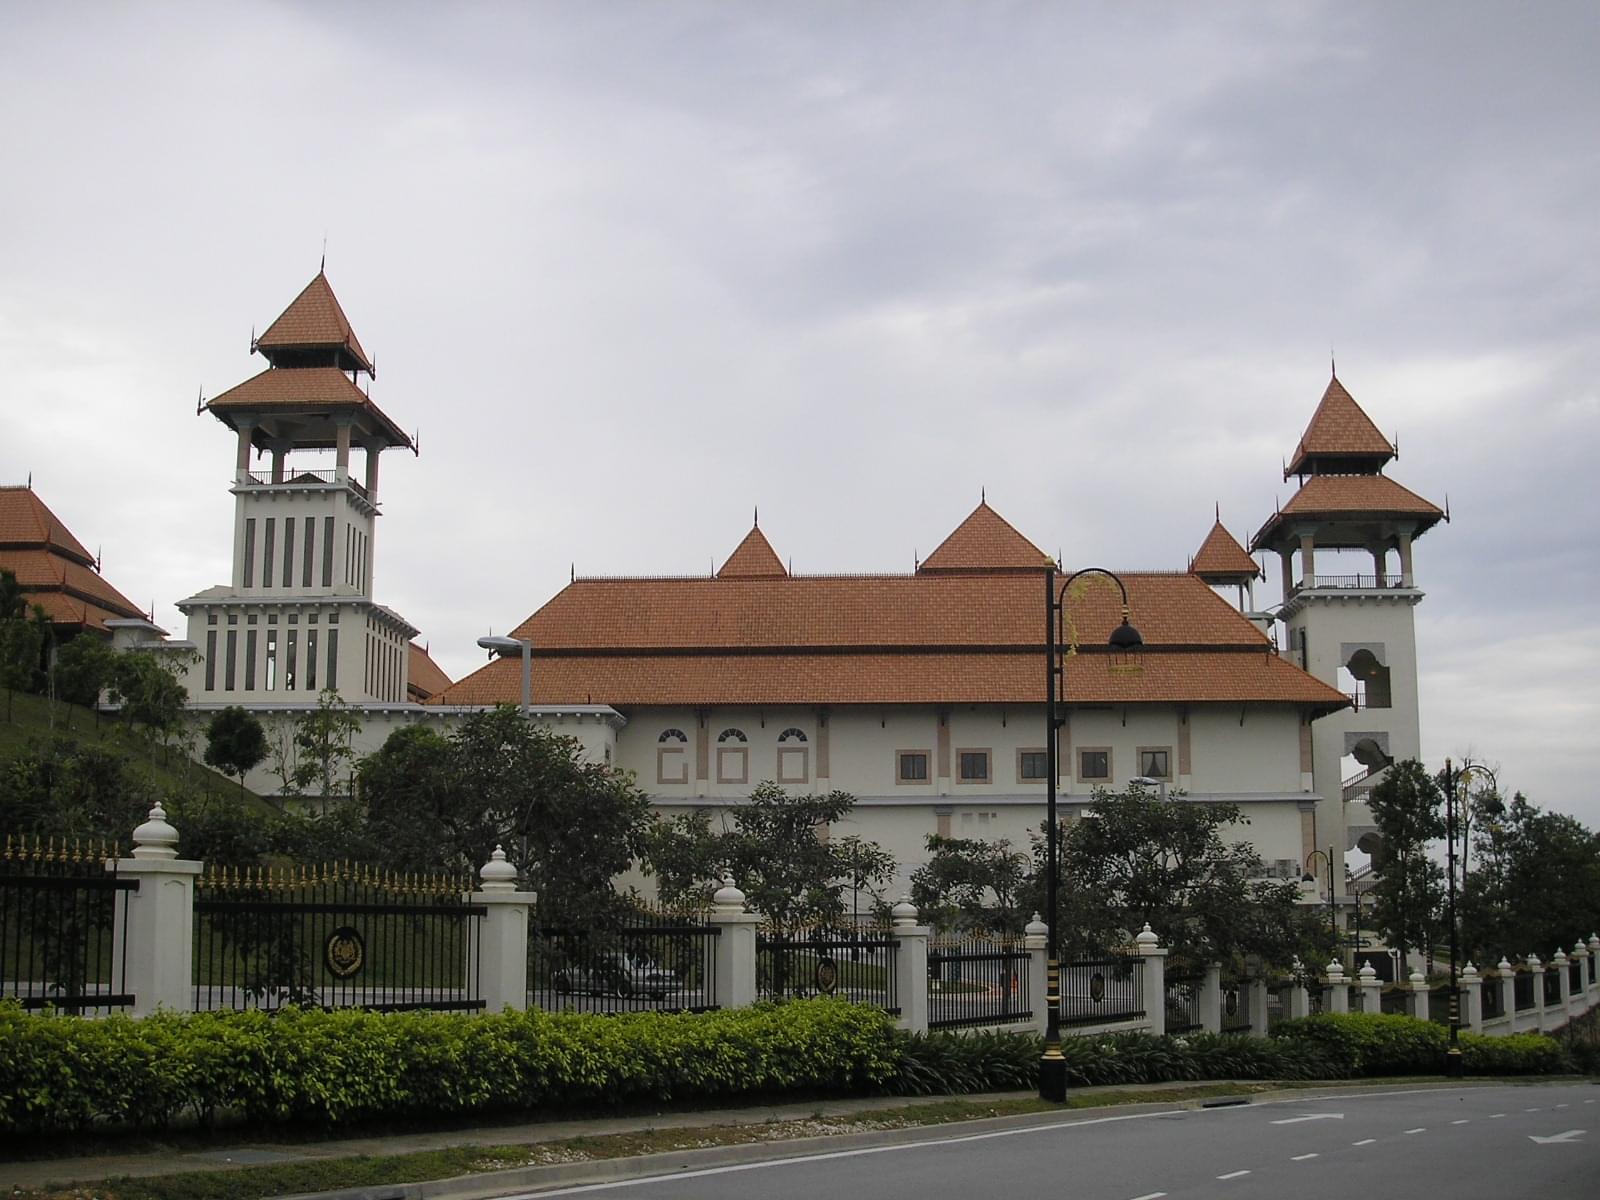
706,874 -> 760,1010
113,804 -> 202,1017
1247,976 -> 1270,1036
1197,961 -> 1223,1032
470,846 -> 534,1013
1134,924 -> 1167,1037
1358,962 -> 1383,1014
1407,970 -> 1429,1021
1553,948 -> 1573,1024
1324,960 -> 1349,1014
890,897 -> 929,1034
1588,935 -> 1600,1003
1459,962 -> 1483,1033
1529,955 -> 1547,1032
1024,913 -> 1049,1035
1574,943 -> 1592,1016
1287,958 -> 1311,1019
1498,959 -> 1518,1031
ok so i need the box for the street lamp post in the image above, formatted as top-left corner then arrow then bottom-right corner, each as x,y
1041,566 -> 1142,1102
1443,758 -> 1497,1079
1303,848 -> 1336,944
477,634 -> 532,717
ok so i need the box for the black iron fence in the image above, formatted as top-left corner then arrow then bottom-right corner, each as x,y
1221,979 -> 1252,1033
193,864 -> 484,1012
1482,975 -> 1505,1020
1591,955 -> 1597,987
1543,968 -> 1562,1008
1570,960 -> 1582,994
1514,972 -> 1535,1012
1,836 -> 135,1014
1059,956 -> 1144,1026
758,925 -> 899,1013
1164,973 -> 1201,1033
531,905 -> 719,1014
926,935 -> 1031,1030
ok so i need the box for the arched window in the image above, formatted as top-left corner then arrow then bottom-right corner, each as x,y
717,728 -> 747,743
716,728 -> 748,784
657,728 -> 689,784
777,728 -> 809,785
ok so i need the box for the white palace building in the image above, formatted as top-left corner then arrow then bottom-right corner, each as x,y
156,273 -> 1444,923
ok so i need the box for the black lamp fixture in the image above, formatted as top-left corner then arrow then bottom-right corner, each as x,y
1041,566 -> 1142,1102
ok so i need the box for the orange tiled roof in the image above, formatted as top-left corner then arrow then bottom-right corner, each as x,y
0,487 -> 94,564
254,272 -> 373,373
718,527 -> 787,579
205,367 -> 412,450
407,642 -> 453,701
435,647 -> 1347,709
918,503 -> 1054,574
1286,376 -> 1395,475
1190,520 -> 1262,580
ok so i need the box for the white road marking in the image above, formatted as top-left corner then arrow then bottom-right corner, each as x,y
1128,1193 -> 1168,1200
1271,1112 -> 1344,1125
1291,1153 -> 1319,1161
1529,1130 -> 1586,1145
1353,1139 -> 1377,1146
1586,1100 -> 1597,1105
1556,1103 -> 1570,1109
1405,1127 -> 1426,1134
1452,1119 -> 1470,1124
1217,1170 -> 1251,1180
1490,1114 -> 1506,1119
1525,1107 -> 1541,1112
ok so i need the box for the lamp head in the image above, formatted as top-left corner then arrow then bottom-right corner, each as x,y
1108,618 -> 1143,650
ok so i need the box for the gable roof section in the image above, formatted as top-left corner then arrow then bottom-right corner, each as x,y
254,272 -> 373,373
407,642 -> 453,701
205,367 -> 412,450
918,502 -> 1054,574
717,526 -> 788,579
1286,376 -> 1395,476
1190,520 -> 1262,580
0,487 -> 94,564
1253,474 -> 1444,551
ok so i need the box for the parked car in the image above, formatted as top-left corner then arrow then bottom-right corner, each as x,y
552,954 -> 678,1000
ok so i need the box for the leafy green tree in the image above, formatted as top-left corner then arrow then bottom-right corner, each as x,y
1366,758 -> 1446,971
0,570 -> 45,721
106,649 -> 191,758
1462,791 -> 1600,962
203,706 -> 268,800
1023,786 -> 1322,973
291,690 -> 363,802
643,781 -> 896,931
0,736 -> 157,843
51,634 -> 115,729
909,835 -> 1030,933
353,725 -> 460,871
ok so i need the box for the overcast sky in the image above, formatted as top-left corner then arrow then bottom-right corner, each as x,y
3,2 -> 1596,826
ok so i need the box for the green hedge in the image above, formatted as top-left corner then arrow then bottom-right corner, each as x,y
1273,1012 -> 1572,1076
0,999 -> 899,1134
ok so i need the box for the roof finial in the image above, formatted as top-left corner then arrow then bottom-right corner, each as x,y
570,562 -> 575,582
95,544 -> 102,573
26,471 -> 31,488
1330,347 -> 1336,379
320,234 -> 327,275
981,485 -> 986,504
753,505 -> 758,528
1215,500 -> 1221,523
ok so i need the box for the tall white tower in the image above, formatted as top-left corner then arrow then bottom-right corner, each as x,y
1251,374 -> 1445,904
177,273 -> 419,706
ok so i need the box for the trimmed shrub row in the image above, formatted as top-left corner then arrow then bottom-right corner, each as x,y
0,1003 -> 1578,1136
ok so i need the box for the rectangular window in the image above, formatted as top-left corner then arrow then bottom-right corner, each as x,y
1018,749 -> 1049,782
327,629 -> 338,689
262,518 -> 276,587
242,519 -> 256,588
716,746 -> 748,785
306,629 -> 318,691
322,516 -> 334,586
285,630 -> 297,691
265,630 -> 278,691
224,630 -> 237,690
204,630 -> 217,691
957,749 -> 991,783
245,630 -> 257,689
777,747 -> 809,785
1078,748 -> 1111,782
346,525 -> 354,585
302,516 -> 315,589
897,751 -> 930,784
282,517 -> 295,588
657,747 -> 688,785
1137,747 -> 1172,781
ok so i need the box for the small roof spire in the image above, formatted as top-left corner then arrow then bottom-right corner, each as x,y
753,504 -> 758,528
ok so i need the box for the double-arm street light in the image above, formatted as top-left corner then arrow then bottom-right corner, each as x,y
1442,757 -> 1498,1078
477,634 -> 532,717
1041,566 -> 1142,1102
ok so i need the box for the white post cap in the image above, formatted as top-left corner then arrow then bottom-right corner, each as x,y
131,803 -> 179,860
1461,962 -> 1479,981
1527,953 -> 1542,968
1025,911 -> 1048,938
1409,969 -> 1425,985
1497,957 -> 1513,971
712,871 -> 746,912
1134,922 -> 1159,949
1326,959 -> 1345,980
480,845 -> 518,891
891,895 -> 918,927
1553,948 -> 1568,965
1359,963 -> 1377,981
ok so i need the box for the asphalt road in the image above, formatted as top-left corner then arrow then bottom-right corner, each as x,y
502,1083 -> 1599,1200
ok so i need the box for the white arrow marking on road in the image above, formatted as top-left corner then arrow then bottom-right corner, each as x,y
1529,1130 -> 1586,1145
1270,1113 -> 1344,1125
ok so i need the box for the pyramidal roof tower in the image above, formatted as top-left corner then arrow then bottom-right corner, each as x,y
177,271 -> 420,716
1250,370 -> 1445,924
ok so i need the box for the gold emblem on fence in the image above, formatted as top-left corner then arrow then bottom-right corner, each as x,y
1225,988 -> 1240,1017
814,956 -> 839,995
1089,971 -> 1106,1002
324,926 -> 366,978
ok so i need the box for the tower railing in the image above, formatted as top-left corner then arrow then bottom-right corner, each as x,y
240,470 -> 368,500
1289,573 -> 1404,594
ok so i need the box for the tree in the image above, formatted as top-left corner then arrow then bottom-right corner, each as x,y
106,649 -> 191,758
1366,758 -> 1446,972
51,634 -> 115,729
1462,791 -> 1600,962
291,690 -> 362,803
1024,785 -> 1324,973
203,706 -> 268,800
643,781 -> 896,931
0,571 -> 45,722
909,835 -> 1030,933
